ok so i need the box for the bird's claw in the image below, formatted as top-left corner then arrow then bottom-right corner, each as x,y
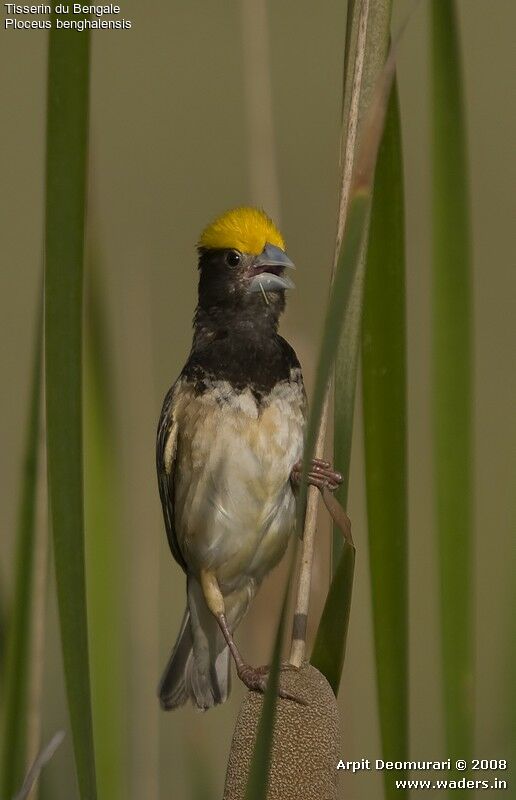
291,458 -> 343,492
237,664 -> 307,705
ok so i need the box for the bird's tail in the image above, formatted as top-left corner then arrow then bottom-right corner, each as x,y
158,579 -> 231,711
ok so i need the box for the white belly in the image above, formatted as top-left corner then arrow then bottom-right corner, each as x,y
173,376 -> 305,593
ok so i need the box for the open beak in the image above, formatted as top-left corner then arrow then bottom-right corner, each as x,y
248,243 -> 296,293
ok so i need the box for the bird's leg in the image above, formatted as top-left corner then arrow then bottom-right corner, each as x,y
291,458 -> 343,492
291,459 -> 353,546
200,569 -> 305,704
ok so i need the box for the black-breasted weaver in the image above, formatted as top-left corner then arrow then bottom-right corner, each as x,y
156,207 -> 342,710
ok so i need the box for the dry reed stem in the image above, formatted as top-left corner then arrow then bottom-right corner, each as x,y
290,0 -> 371,667
240,0 -> 281,221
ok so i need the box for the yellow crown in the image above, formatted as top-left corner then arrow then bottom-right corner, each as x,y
198,207 -> 285,255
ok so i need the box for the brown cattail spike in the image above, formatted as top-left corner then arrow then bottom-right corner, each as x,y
223,662 -> 339,800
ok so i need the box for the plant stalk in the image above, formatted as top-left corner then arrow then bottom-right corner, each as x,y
289,0 -> 371,668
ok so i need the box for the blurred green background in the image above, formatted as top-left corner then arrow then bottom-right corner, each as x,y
1,1 -> 515,797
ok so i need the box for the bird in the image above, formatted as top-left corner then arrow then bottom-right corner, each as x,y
156,206 -> 342,711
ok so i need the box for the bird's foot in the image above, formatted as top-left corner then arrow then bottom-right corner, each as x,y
291,458 -> 343,492
237,663 -> 307,705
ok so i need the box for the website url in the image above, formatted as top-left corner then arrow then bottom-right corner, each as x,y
396,778 -> 508,790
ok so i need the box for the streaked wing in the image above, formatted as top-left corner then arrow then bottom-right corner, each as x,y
156,381 -> 187,571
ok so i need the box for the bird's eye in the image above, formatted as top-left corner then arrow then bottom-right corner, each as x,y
226,250 -> 241,267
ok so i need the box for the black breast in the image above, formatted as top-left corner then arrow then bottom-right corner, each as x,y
182,331 -> 302,402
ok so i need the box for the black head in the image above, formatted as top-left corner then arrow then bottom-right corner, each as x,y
195,243 -> 295,330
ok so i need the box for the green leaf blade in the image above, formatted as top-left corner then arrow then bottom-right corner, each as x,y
45,9 -> 96,800
304,192 -> 370,698
244,588 -> 289,800
1,300 -> 43,799
310,542 -> 355,695
84,266 -> 127,800
431,0 -> 474,768
298,192 -> 371,527
311,0 -> 396,696
361,80 -> 408,798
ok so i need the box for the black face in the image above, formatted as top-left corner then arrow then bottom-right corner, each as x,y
189,246 -> 299,389
196,248 -> 287,321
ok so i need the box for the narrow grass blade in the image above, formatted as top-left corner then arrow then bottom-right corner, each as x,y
0,590 -> 6,682
44,9 -> 96,800
244,582 -> 290,800
307,197 -> 376,696
297,198 -> 369,692
332,0 -> 394,571
84,264 -> 127,800
0,298 -> 42,798
12,731 -> 65,800
309,8 -> 400,694
300,194 -> 370,504
361,80 -> 408,797
310,543 -> 355,694
431,0 -> 474,766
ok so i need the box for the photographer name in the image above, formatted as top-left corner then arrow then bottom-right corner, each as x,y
337,759 -> 452,772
